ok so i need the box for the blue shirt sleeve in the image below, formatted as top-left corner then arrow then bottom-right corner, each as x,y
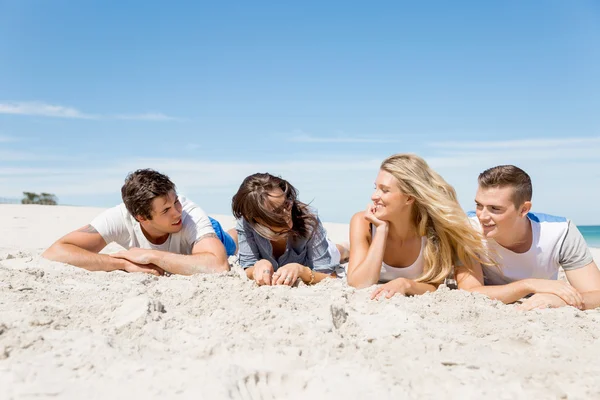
208,217 -> 237,257
306,218 -> 339,274
236,218 -> 261,268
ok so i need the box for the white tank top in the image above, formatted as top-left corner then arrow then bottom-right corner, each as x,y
372,225 -> 426,283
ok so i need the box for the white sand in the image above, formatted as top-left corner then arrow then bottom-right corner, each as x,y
1,204 -> 600,399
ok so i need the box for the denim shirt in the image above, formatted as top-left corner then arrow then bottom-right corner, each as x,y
236,217 -> 338,274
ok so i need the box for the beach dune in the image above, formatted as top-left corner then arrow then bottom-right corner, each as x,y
1,204 -> 600,399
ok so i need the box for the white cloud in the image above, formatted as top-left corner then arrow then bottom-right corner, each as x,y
0,101 -> 180,121
430,137 -> 600,150
0,151 -> 47,162
0,134 -> 18,143
288,133 -> 401,143
113,113 -> 182,121
425,137 -> 600,169
1,137 -> 600,224
0,101 -> 96,119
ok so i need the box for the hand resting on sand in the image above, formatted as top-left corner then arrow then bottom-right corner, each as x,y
525,279 -> 584,310
371,278 -> 410,299
517,293 -> 568,311
110,248 -> 166,276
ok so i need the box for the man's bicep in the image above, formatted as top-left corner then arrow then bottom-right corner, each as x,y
560,221 -> 594,270
192,234 -> 227,259
57,225 -> 108,253
565,261 -> 600,293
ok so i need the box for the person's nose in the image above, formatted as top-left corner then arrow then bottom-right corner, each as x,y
371,189 -> 380,202
478,208 -> 490,221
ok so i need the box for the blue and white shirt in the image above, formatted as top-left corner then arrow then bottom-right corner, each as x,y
236,217 -> 340,275
468,212 -> 593,285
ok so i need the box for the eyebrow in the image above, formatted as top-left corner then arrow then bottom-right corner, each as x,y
474,200 -> 503,208
159,196 -> 179,213
375,183 -> 391,188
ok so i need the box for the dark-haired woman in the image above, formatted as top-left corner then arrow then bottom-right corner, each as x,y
231,173 -> 346,286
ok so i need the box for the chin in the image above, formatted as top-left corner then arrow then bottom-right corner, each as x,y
374,210 -> 389,221
481,228 -> 499,239
169,224 -> 184,233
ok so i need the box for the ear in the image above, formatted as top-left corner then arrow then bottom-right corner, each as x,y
135,215 -> 148,223
519,201 -> 532,217
406,196 -> 415,205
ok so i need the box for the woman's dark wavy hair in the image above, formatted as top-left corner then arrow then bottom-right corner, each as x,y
231,173 -> 318,240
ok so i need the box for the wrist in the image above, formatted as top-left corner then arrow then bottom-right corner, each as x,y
300,266 -> 314,284
398,278 -> 412,291
148,250 -> 162,266
109,257 -> 127,272
375,224 -> 389,234
522,279 -> 536,293
257,259 -> 272,267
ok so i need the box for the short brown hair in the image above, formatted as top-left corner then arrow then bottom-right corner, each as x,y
231,173 -> 317,239
121,169 -> 176,220
478,165 -> 532,207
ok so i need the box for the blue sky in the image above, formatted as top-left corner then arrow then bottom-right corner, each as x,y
1,1 -> 599,224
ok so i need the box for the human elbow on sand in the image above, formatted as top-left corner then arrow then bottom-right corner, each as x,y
42,169 -> 233,276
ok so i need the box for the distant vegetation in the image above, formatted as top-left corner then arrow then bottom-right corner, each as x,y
21,192 -> 58,205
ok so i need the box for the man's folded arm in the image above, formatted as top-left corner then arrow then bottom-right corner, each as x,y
456,264 -> 535,304
41,225 -> 125,272
150,233 -> 230,275
565,261 -> 600,310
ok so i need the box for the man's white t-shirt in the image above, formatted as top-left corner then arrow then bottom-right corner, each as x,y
91,196 -> 215,255
468,212 -> 593,285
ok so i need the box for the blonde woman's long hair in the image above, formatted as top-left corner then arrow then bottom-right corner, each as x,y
381,153 -> 491,284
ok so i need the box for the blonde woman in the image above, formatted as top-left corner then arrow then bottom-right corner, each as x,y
347,153 -> 489,299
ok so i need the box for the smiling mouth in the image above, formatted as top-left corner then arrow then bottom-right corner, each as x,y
172,219 -> 182,226
481,223 -> 495,228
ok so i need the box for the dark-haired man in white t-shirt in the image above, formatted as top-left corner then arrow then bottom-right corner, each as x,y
42,169 -> 231,276
457,165 -> 600,310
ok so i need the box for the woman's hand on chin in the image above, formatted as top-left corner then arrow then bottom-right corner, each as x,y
364,203 -> 388,229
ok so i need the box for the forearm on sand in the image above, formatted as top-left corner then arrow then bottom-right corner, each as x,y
463,280 -> 537,304
298,265 -> 335,284
150,250 -> 229,275
42,243 -> 124,272
347,227 -> 387,289
405,280 -> 437,295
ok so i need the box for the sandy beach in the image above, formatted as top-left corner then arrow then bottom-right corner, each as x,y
1,204 -> 600,400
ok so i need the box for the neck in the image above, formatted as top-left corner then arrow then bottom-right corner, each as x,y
270,236 -> 288,246
388,213 -> 419,242
496,217 -> 532,253
140,223 -> 169,245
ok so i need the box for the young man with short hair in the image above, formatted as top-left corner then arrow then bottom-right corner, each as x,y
42,169 -> 235,276
457,165 -> 600,310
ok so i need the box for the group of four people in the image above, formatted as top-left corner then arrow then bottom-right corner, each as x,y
42,153 -> 600,311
